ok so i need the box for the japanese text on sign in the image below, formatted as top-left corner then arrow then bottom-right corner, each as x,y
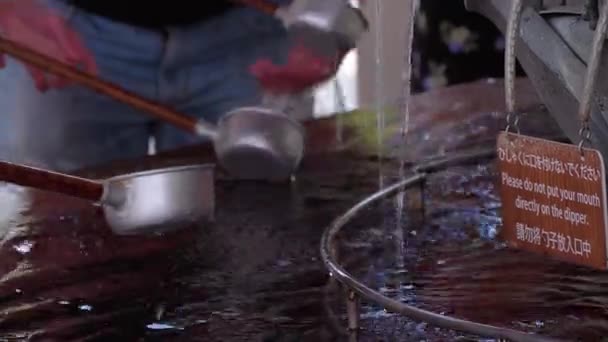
514,222 -> 592,257
498,148 -> 601,181
497,132 -> 608,269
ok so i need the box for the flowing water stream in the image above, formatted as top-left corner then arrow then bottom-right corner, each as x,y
373,0 -> 385,191
394,0 -> 417,273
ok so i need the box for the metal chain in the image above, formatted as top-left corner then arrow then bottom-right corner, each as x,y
504,112 -> 520,135
399,0 -> 417,140
578,0 -> 608,152
504,0 -> 524,135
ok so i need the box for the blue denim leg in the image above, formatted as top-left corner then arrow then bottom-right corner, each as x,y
1,1 -> 165,171
0,3 -> 290,170
153,7 -> 290,151
0,59 -> 24,161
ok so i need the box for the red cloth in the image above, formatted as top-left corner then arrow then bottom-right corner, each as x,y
250,42 -> 345,93
250,1 -> 366,93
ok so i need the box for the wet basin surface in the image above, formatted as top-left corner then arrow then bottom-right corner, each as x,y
0,79 -> 605,341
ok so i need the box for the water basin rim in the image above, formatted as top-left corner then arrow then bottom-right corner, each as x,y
221,106 -> 305,131
319,148 -> 562,342
105,164 -> 215,182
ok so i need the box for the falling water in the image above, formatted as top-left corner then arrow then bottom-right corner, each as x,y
334,79 -> 344,145
374,0 -> 386,190
393,0 -> 418,269
372,0 -> 407,273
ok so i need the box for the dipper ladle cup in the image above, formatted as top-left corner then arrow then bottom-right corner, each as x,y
0,161 -> 215,235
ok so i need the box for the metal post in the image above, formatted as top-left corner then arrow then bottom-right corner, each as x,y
345,288 -> 360,341
329,240 -> 340,288
419,179 -> 426,221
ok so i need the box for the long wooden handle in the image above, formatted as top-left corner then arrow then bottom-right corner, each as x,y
0,38 -> 199,134
0,161 -> 104,202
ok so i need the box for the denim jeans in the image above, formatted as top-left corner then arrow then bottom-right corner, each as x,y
0,0 -> 290,171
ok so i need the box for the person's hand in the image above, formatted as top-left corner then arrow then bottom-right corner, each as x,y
250,20 -> 351,94
250,41 -> 346,94
249,0 -> 369,94
0,0 -> 97,91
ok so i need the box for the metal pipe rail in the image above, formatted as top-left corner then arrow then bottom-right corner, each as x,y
319,147 -> 563,342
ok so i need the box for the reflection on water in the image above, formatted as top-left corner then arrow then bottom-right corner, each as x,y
0,183 -> 33,243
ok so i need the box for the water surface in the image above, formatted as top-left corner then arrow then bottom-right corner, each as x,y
1,80 -> 602,341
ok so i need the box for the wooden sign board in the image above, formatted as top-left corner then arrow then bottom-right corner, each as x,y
497,132 -> 608,269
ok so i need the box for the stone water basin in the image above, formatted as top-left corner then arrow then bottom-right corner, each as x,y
0,79 -> 602,341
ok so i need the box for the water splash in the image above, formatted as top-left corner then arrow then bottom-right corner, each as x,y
147,323 -> 184,331
78,304 -> 93,312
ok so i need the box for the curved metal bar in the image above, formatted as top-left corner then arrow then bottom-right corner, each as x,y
414,146 -> 497,173
320,150 -> 563,342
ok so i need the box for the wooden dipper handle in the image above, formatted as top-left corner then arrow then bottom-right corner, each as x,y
0,161 -> 104,202
0,38 -> 199,134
